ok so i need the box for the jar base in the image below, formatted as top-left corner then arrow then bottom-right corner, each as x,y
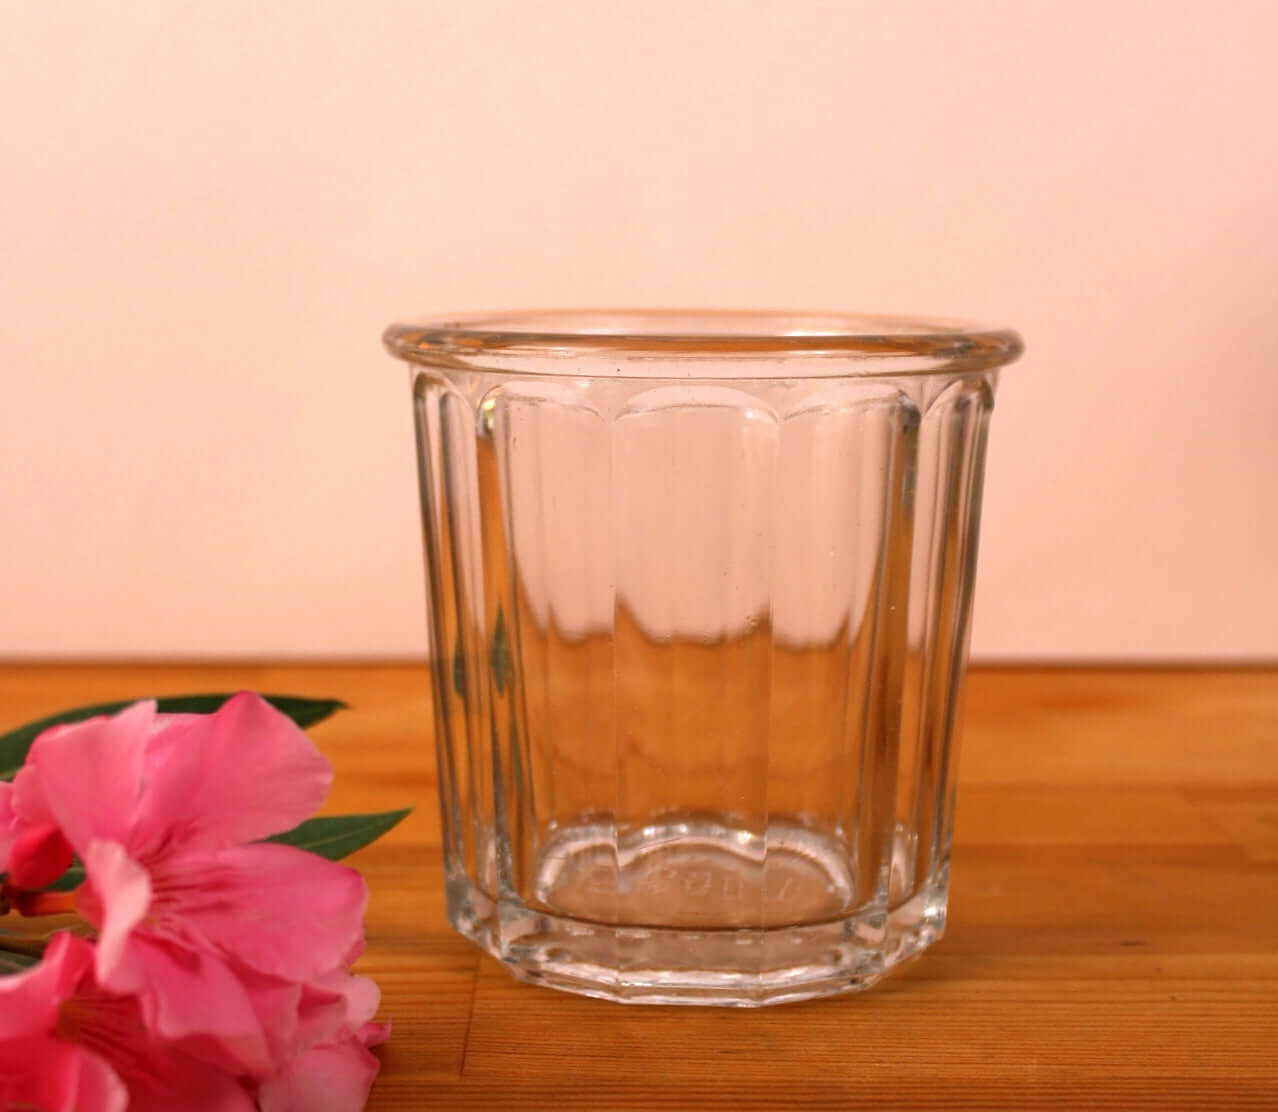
445,822 -> 949,1006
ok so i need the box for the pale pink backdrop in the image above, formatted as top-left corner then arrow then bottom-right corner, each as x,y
1,1 -> 1275,660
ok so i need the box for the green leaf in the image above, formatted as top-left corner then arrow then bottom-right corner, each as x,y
0,949 -> 39,975
40,861 -> 84,892
264,809 -> 412,861
0,694 -> 346,781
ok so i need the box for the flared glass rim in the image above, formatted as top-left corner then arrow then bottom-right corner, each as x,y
384,309 -> 1023,375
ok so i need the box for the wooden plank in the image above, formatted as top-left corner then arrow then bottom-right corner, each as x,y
961,668 -> 1278,786
955,786 -> 1237,847
462,955 -> 1278,1084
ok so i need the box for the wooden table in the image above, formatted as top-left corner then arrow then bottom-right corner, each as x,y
2,665 -> 1276,1109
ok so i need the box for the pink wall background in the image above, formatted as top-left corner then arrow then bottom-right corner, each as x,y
2,1 -> 1275,660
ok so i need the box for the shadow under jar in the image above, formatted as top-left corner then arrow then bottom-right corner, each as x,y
385,311 -> 1023,1006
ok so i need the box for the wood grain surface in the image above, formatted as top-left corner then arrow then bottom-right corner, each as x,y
2,664 -> 1275,1109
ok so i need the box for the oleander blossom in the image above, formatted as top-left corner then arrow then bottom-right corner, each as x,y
0,933 -> 128,1112
257,971 -> 390,1112
0,780 -> 15,872
0,931 -> 257,1111
0,693 -> 387,1107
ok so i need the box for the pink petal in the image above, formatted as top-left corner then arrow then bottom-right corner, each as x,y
288,975 -> 354,1060
359,1018 -> 391,1049
255,1032 -> 384,1112
131,692 -> 333,853
22,702 -> 153,856
6,821 -> 74,889
0,1036 -> 128,1112
80,840 -> 153,987
147,842 -> 368,983
125,1068 -> 257,1112
0,780 -> 15,871
53,973 -> 259,1112
0,932 -> 95,1039
312,969 -> 382,1030
303,968 -> 388,1045
11,764 -> 58,827
118,934 -> 331,1080
118,935 -> 283,1077
106,1023 -> 258,1112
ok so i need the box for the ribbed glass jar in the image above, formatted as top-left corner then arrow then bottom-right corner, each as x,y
385,311 -> 1022,1005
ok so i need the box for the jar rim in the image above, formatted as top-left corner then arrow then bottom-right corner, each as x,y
383,309 -> 1023,376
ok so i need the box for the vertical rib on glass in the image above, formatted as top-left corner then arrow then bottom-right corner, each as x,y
890,378 -> 995,960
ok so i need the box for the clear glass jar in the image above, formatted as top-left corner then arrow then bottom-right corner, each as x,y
385,311 -> 1023,1005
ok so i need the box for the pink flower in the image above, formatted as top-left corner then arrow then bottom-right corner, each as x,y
0,1036 -> 128,1112
1,931 -> 259,1112
9,693 -> 371,1080
3,776 -> 75,902
0,933 -> 127,1112
257,973 -> 391,1112
7,824 -> 74,890
0,779 -> 14,871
